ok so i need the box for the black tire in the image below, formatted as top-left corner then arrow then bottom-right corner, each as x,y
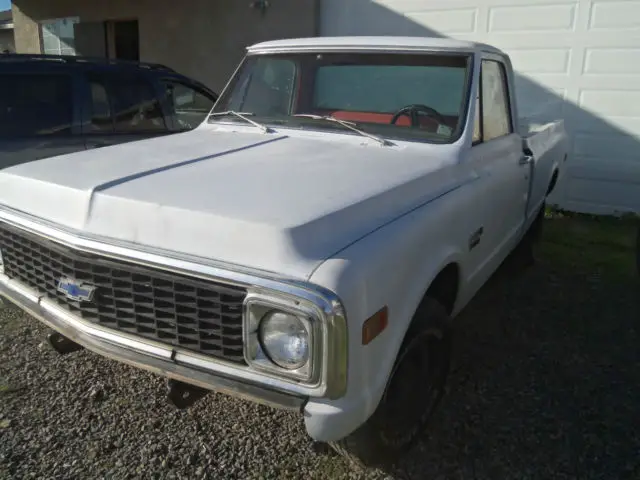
330,297 -> 452,470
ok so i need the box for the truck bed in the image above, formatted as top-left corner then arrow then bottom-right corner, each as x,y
520,119 -> 568,221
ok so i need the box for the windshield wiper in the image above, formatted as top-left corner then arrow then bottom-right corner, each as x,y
209,111 -> 272,133
293,114 -> 392,146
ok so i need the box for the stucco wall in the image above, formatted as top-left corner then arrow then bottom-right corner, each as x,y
11,0 -> 319,91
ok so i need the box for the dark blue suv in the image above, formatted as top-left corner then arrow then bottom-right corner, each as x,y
0,54 -> 218,169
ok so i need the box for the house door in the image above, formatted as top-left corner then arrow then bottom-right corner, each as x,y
106,20 -> 139,61
74,20 -> 139,61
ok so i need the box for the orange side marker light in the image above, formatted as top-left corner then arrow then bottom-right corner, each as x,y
362,306 -> 388,345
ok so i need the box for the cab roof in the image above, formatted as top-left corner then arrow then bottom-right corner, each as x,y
248,36 -> 505,56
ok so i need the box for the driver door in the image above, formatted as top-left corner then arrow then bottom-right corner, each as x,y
467,58 -> 529,279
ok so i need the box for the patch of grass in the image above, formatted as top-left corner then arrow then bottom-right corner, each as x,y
540,209 -> 638,279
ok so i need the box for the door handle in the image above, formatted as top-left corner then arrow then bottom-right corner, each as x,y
519,155 -> 533,166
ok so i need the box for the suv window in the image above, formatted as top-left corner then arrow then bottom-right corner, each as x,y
87,73 -> 166,133
162,80 -> 216,129
474,60 -> 512,142
0,74 -> 73,138
89,80 -> 112,132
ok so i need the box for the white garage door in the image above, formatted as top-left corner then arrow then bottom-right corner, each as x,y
321,0 -> 640,215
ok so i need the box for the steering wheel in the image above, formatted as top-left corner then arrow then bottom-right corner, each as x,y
390,104 -> 447,128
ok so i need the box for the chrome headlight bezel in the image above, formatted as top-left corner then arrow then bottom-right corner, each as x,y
243,292 -> 324,385
243,293 -> 324,387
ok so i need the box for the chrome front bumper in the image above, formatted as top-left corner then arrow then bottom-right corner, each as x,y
0,275 -> 306,411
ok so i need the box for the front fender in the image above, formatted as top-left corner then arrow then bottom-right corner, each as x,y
303,193 -> 467,442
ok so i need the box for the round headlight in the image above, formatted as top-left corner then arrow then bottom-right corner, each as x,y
259,311 -> 310,370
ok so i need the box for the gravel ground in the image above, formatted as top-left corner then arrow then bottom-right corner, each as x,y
1,219 -> 639,479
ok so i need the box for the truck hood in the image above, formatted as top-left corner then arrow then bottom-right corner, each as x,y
0,127 -> 461,280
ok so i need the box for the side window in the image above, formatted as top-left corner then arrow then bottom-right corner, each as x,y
480,60 -> 512,141
162,80 -> 216,129
110,76 -> 166,133
0,74 -> 73,137
88,78 -> 113,132
87,73 -> 166,134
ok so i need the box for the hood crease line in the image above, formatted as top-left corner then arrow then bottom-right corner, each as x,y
82,135 -> 288,229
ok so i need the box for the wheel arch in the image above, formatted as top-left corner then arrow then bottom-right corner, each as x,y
421,262 -> 460,316
547,167 -> 559,195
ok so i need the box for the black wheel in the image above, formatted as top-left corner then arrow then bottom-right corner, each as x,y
330,297 -> 452,470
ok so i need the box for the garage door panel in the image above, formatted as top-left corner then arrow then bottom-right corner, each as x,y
564,177 -> 640,213
574,80 -> 639,96
589,0 -> 640,31
515,83 -> 567,120
370,0 -> 461,10
407,8 -> 478,34
576,32 -> 640,47
507,48 -> 571,74
572,115 -> 640,137
565,155 -> 640,212
516,74 -> 572,88
584,48 -> 640,74
487,32 -> 640,49
578,90 -> 640,117
574,132 -> 640,162
369,0 -> 489,12
488,3 -> 577,32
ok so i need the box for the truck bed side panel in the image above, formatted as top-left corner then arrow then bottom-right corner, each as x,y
523,120 -> 568,223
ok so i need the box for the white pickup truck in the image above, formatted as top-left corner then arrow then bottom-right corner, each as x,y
0,37 -> 567,469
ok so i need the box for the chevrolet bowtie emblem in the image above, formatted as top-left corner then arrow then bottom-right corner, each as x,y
57,277 -> 97,302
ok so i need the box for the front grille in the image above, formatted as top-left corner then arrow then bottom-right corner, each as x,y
0,222 -> 247,364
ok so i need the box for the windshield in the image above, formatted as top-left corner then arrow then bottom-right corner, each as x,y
211,52 -> 472,143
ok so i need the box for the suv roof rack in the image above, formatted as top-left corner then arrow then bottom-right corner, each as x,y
0,53 -> 175,72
